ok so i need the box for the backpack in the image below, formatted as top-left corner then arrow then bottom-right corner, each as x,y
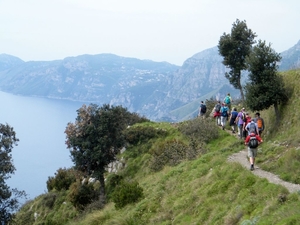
248,136 -> 259,148
249,123 -> 256,134
201,104 -> 207,113
257,118 -> 263,129
221,107 -> 228,117
242,112 -> 246,122
224,96 -> 231,104
215,104 -> 221,112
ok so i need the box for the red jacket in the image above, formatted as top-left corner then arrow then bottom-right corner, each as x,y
245,133 -> 263,144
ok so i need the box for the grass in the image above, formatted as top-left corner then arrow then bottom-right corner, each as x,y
13,69 -> 300,225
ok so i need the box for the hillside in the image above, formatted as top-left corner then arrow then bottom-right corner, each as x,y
13,69 -> 300,224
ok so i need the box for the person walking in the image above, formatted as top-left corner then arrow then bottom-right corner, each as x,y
229,107 -> 238,133
223,93 -> 232,112
235,108 -> 246,139
198,101 -> 207,119
245,118 -> 259,136
254,112 -> 265,136
220,103 -> 229,130
245,132 -> 263,170
243,113 -> 252,139
213,100 -> 222,126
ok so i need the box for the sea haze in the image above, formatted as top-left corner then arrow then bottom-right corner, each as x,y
0,91 -> 85,199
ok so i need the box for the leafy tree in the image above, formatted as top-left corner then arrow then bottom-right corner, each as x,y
244,40 -> 288,122
218,19 -> 257,101
65,104 -> 147,200
0,123 -> 26,224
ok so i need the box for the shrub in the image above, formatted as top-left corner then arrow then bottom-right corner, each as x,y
105,174 -> 124,200
149,139 -> 201,172
68,179 -> 99,210
123,125 -> 167,145
178,117 -> 219,144
111,181 -> 144,209
42,192 -> 57,209
47,168 -> 81,191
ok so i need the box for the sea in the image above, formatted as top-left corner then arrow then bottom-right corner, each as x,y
0,91 -> 87,200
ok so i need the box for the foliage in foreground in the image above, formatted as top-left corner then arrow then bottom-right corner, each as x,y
0,123 -> 26,224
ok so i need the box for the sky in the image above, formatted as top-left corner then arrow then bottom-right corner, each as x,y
1,0 -> 300,66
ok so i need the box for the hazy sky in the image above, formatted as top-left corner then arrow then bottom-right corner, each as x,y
1,0 -> 300,65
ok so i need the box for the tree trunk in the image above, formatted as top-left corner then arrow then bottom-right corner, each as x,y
274,102 -> 280,123
97,172 -> 106,203
238,75 -> 245,101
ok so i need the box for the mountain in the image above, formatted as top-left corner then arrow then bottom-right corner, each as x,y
0,54 -> 24,71
0,54 -> 180,120
0,40 -> 299,121
278,40 -> 300,71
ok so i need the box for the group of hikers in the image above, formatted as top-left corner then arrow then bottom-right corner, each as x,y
198,93 -> 264,171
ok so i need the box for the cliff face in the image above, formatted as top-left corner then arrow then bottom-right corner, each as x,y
0,41 -> 299,121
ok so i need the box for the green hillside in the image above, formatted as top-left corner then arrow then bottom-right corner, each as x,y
13,69 -> 300,225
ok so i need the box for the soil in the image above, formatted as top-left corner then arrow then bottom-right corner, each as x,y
226,130 -> 300,193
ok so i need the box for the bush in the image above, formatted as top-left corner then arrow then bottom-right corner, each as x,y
178,117 -> 219,144
111,180 -> 144,209
105,174 -> 124,200
126,112 -> 150,125
68,179 -> 99,210
123,125 -> 167,145
47,168 -> 81,191
42,192 -> 57,209
149,139 -> 202,172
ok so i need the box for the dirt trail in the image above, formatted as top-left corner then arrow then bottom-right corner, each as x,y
226,131 -> 300,193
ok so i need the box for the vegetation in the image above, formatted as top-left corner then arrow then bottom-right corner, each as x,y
11,69 -> 300,224
65,103 -> 149,200
218,19 -> 257,101
245,40 -> 288,122
0,123 -> 26,224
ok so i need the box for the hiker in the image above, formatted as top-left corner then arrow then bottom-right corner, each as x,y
213,100 -> 222,126
254,112 -> 265,136
223,93 -> 232,112
220,103 -> 229,130
245,132 -> 263,171
243,113 -> 252,139
235,108 -> 246,139
198,101 -> 207,119
229,107 -> 238,133
245,118 -> 259,136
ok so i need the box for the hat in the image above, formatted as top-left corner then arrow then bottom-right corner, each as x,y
242,108 -> 245,111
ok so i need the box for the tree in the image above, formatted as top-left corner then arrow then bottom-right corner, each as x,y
244,40 -> 288,122
218,19 -> 257,101
0,123 -> 26,224
65,104 -> 148,200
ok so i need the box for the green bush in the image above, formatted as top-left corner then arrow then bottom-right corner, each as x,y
47,168 -> 81,191
149,139 -> 201,172
42,192 -> 57,209
111,181 -> 144,209
68,180 -> 99,210
178,117 -> 219,144
105,174 -> 124,200
123,125 -> 167,145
